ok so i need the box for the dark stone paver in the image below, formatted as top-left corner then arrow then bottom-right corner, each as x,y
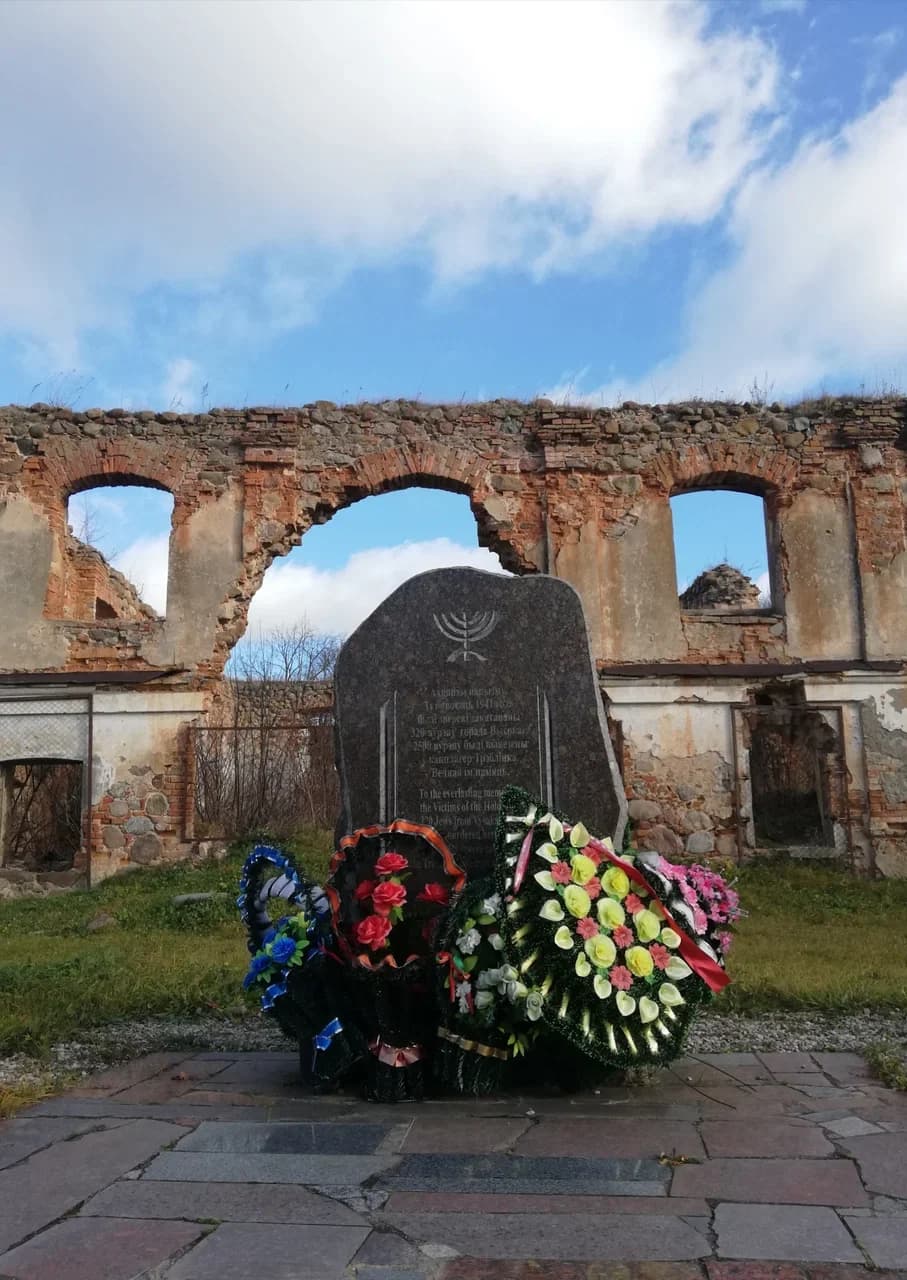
380,1154 -> 669,1196
0,1215 -> 202,1280
79,1178 -> 366,1224
699,1120 -> 833,1158
843,1215 -> 907,1270
714,1205 -> 862,1263
173,1120 -> 393,1154
672,1157 -> 868,1206
839,1132 -> 907,1198
378,1211 -> 710,1261
385,1192 -> 711,1216
142,1150 -> 396,1184
163,1221 -> 369,1278
0,1118 -> 187,1253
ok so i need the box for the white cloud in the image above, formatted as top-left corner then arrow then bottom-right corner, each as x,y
96,524 -> 505,630
161,357 -> 201,412
0,1 -> 779,350
113,533 -> 169,613
247,539 -> 508,638
547,77 -> 907,405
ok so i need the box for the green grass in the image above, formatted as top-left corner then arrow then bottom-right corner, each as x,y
865,1041 -> 907,1092
0,828 -> 333,1056
1,850 -> 906,1058
722,863 -> 907,1013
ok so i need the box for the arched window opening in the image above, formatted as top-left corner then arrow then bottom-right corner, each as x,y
197,488 -> 507,840
65,484 -> 174,620
243,486 -> 508,651
670,488 -> 774,612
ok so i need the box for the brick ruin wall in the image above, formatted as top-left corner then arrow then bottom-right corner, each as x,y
1,396 -> 906,878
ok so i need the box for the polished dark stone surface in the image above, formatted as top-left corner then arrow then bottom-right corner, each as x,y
334,567 -> 626,873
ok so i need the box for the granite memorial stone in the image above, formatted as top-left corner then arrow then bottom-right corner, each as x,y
334,567 -> 626,874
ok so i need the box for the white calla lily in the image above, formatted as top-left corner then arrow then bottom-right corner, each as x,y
665,957 -> 692,981
575,952 -> 592,978
569,822 -> 591,848
548,816 -> 565,844
639,996 -> 660,1024
539,899 -> 565,922
535,842 -> 559,863
593,974 -> 612,1000
658,982 -> 685,1007
616,991 -> 636,1017
534,869 -> 557,891
554,925 -> 574,950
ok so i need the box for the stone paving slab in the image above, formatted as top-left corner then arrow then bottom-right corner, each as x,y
0,1116 -> 122,1171
173,1120 -> 394,1154
377,1211 -> 710,1261
379,1154 -> 669,1196
68,1051 -> 188,1094
672,1157 -> 868,1206
0,1214 -> 203,1280
402,1117 -> 528,1154
110,1058 -> 230,1103
143,1150 -> 397,1184
3,1049 -> 907,1276
25,1097 -> 274,1122
163,1221 -> 370,1278
0,1118 -> 188,1253
515,1119 -> 706,1160
79,1177 -> 367,1224
713,1205 -> 863,1263
384,1193 -> 712,1216
843,1215 -> 907,1270
839,1132 -> 907,1198
699,1120 -> 834,1158
823,1117 -> 884,1139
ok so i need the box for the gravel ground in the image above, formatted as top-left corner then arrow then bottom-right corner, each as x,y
3,1009 -> 906,1092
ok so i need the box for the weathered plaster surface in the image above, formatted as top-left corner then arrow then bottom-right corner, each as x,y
1,396 -> 906,875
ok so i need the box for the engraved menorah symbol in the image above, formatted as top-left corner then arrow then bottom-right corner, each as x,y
433,610 -> 499,662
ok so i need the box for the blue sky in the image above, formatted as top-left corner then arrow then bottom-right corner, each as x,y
6,0 -> 904,636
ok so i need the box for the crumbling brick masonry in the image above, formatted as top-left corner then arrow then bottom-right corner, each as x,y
1,396 -> 906,880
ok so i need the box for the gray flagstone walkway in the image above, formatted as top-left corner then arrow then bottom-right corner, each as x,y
0,1049 -> 905,1278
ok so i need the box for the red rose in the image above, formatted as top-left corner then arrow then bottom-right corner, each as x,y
375,851 -> 408,875
354,879 -> 376,902
417,882 -> 449,906
372,880 -> 407,916
354,913 -> 392,951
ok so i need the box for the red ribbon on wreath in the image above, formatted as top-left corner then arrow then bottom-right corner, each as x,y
512,823 -> 730,994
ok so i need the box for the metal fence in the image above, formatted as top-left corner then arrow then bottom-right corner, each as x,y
191,710 -> 339,839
